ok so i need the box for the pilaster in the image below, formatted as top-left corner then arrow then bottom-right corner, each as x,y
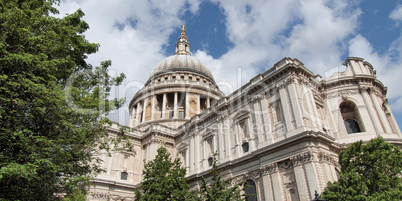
360,86 -> 383,135
278,84 -> 293,132
162,93 -> 166,119
287,78 -> 304,128
369,89 -> 392,133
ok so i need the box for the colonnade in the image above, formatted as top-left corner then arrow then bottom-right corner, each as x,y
131,92 -> 214,125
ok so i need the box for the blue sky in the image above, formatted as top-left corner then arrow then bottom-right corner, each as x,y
58,0 -> 402,129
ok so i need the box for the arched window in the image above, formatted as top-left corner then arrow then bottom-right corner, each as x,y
340,101 -> 363,134
289,189 -> 298,201
344,119 -> 361,134
244,179 -> 257,201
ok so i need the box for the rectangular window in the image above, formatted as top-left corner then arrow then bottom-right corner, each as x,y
121,172 -> 128,180
242,142 -> 249,153
179,111 -> 185,119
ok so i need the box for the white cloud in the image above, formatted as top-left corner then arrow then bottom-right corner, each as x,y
343,4 -> 402,115
348,33 -> 402,113
55,0 -> 402,124
56,0 -> 202,124
390,5 -> 402,21
195,0 -> 361,91
199,0 -> 402,117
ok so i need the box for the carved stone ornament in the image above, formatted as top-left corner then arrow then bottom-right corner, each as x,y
318,151 -> 340,168
251,94 -> 264,102
326,89 -> 359,99
278,160 -> 293,171
284,181 -> 297,188
291,151 -> 313,166
276,82 -> 287,90
90,192 -> 134,201
261,163 -> 278,175
231,168 -> 262,185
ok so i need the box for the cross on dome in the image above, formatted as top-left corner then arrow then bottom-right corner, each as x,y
181,24 -> 186,34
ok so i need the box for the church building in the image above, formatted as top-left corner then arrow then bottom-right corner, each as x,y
88,26 -> 402,201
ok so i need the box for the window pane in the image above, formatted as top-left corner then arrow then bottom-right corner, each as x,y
121,172 -> 128,180
245,179 -> 257,201
344,119 -> 361,134
242,142 -> 249,153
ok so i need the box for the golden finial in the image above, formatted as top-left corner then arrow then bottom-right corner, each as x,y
181,24 -> 186,35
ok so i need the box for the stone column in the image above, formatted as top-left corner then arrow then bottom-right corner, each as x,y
324,99 -> 337,137
207,97 -> 210,108
287,81 -> 304,128
151,96 -> 155,121
162,93 -> 167,119
135,103 -> 140,124
369,89 -> 392,133
262,174 -> 274,201
360,87 -> 383,135
217,118 -> 225,159
189,135 -> 194,172
197,94 -> 200,114
221,116 -> 231,159
213,134 -> 218,157
247,117 -> 256,152
384,101 -> 402,135
185,149 -> 190,174
302,85 -> 314,122
271,171 -> 284,201
174,92 -> 178,119
304,162 -> 320,198
185,92 -> 190,119
308,88 -> 322,130
260,97 -> 272,143
293,165 -> 310,200
251,96 -> 264,145
278,85 -> 293,132
194,131 -> 200,171
142,99 -> 147,123
129,107 -> 134,127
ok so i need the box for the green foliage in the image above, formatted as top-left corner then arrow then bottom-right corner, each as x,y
322,137 -> 402,201
0,0 -> 128,200
199,153 -> 246,201
134,188 -> 142,201
62,188 -> 87,201
137,147 -> 190,201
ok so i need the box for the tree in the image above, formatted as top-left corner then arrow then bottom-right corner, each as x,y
199,153 -> 247,201
137,146 -> 190,200
0,0 -> 127,200
321,137 -> 402,201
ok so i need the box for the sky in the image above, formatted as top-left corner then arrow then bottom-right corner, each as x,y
56,0 -> 402,129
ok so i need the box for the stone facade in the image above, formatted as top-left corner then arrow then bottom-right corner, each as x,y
88,27 -> 402,201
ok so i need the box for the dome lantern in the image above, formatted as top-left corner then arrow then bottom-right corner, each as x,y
175,24 -> 191,55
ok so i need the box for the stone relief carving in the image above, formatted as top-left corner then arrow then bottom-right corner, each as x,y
318,151 -> 340,169
291,151 -> 313,166
251,94 -> 264,102
326,89 -> 360,99
278,160 -> 293,171
90,192 -> 134,201
261,163 -> 278,175
284,181 -> 297,188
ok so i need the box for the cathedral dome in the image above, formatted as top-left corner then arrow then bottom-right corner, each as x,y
149,54 -> 214,81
